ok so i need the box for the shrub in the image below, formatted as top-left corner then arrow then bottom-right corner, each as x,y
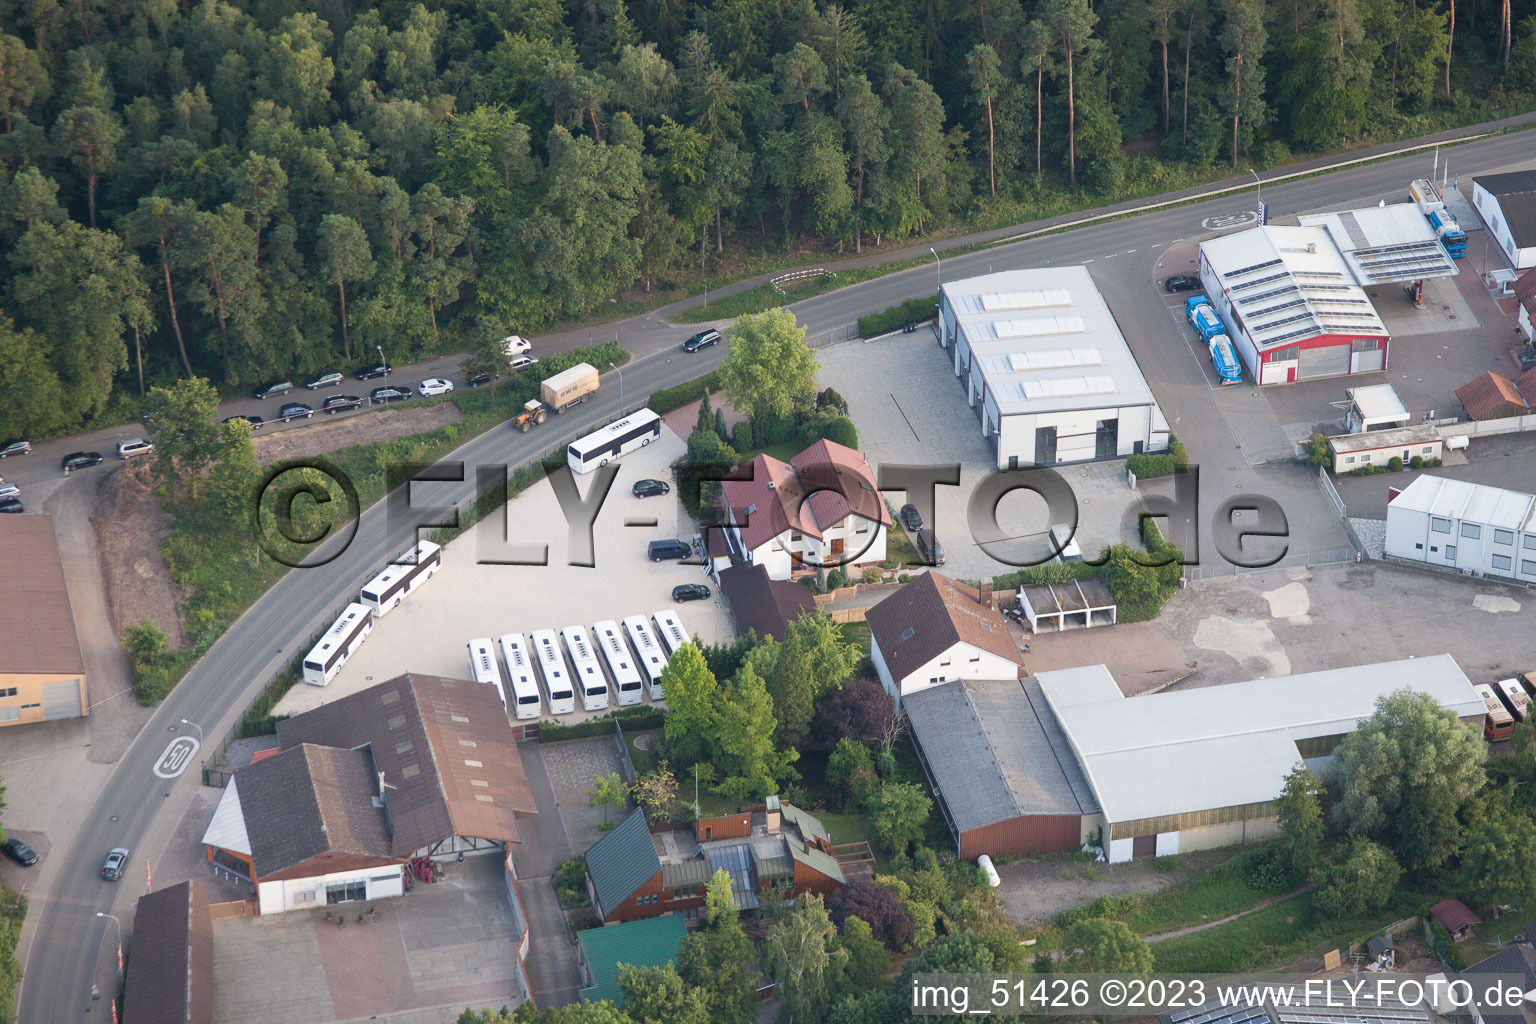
830,879 -> 917,949
567,908 -> 602,934
1301,433 -> 1332,468
1410,455 -> 1424,469
756,409 -> 796,444
817,388 -> 849,414
826,568 -> 850,591
733,418 -> 755,450
898,573 -> 912,583
1387,456 -> 1403,472
858,295 -> 938,338
648,370 -> 720,414
1126,436 -> 1189,478
826,738 -> 879,809
823,415 -> 859,449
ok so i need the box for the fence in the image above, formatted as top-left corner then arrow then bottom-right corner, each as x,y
1182,548 -> 1357,582
771,267 -> 834,293
804,322 -> 860,348
1317,465 -> 1347,519
208,899 -> 252,920
1439,412 -> 1536,440
614,716 -> 638,784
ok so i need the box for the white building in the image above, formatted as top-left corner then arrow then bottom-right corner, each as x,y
1297,204 -> 1458,286
1344,383 -> 1410,433
1037,656 -> 1484,863
1517,269 -> 1536,345
865,572 -> 1022,704
1472,170 -> 1536,270
1384,475 -> 1536,583
1199,225 -> 1390,384
936,268 -> 1169,468
719,439 -> 889,581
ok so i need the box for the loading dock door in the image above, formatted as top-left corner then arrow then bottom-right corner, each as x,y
1298,342 -> 1350,380
42,678 -> 83,720
1131,835 -> 1156,859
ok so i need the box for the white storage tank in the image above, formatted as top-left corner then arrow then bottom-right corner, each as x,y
977,854 -> 1001,888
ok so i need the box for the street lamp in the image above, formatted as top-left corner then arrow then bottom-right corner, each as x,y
929,247 -> 941,294
179,718 -> 203,745
96,912 -> 123,975
1250,168 -> 1264,224
609,361 -> 625,412
376,344 -> 388,396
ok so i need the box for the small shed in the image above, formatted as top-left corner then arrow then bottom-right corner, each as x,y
1456,372 -> 1531,420
1429,898 -> 1479,941
1364,935 -> 1397,969
1327,424 -> 1443,473
1017,579 -> 1117,632
1345,384 -> 1411,433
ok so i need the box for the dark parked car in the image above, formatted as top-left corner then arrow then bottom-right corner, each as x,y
279,402 -> 314,420
222,415 -> 264,430
62,451 -> 104,471
672,583 -> 712,602
1,838 -> 38,866
632,479 -> 671,498
253,380 -> 294,400
465,372 -> 494,388
682,328 -> 722,352
0,440 -> 31,458
648,539 -> 692,562
915,527 -> 945,566
899,503 -> 923,532
355,362 -> 394,380
100,847 -> 130,880
1163,275 -> 1201,293
305,371 -> 344,390
370,385 -> 412,404
323,394 -> 364,413
0,497 -> 22,514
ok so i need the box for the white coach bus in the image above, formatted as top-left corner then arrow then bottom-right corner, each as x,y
652,609 -> 689,658
561,625 -> 610,711
467,638 -> 507,710
530,629 -> 576,715
565,408 -> 662,475
498,633 -> 542,720
359,539 -> 442,615
302,603 -> 375,686
593,620 -> 643,706
623,615 -> 668,701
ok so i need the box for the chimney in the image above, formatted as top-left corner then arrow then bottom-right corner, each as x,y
764,794 -> 782,832
978,579 -> 994,609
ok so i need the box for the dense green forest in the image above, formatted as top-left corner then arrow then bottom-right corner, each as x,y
1,0 -> 1534,439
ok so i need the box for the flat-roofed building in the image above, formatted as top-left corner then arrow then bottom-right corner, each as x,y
1297,204 -> 1459,285
936,267 -> 1170,468
1472,170 -> 1536,270
0,515 -> 87,727
1384,474 -> 1536,582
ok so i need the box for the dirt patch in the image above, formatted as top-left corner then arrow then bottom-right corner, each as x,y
93,462 -> 185,649
996,848 -> 1237,930
252,404 -> 464,468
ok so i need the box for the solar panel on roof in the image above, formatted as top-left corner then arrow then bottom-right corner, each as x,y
1225,258 -> 1284,277
1007,347 -> 1102,371
1020,375 -> 1116,399
992,315 -> 1086,339
978,289 -> 1073,311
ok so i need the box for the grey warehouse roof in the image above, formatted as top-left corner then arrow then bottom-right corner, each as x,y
1297,205 -> 1458,285
941,267 -> 1160,417
1037,655 -> 1482,825
904,678 -> 1098,833
1474,170 -> 1536,247
1387,474 -> 1536,532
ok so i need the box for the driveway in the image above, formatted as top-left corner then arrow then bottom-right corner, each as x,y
211,854 -> 525,1024
540,736 -> 632,855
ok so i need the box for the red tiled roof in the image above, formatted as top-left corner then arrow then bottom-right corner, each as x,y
1456,372 -> 1529,420
1516,366 -> 1536,405
1430,898 -> 1480,933
1515,267 -> 1536,314
866,572 -> 1022,684
721,440 -> 888,552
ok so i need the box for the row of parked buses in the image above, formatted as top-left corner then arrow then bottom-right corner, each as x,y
466,610 -> 691,720
301,540 -> 444,686
1476,672 -> 1536,742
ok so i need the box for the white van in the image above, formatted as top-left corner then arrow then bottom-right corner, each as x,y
117,438 -> 155,459
1050,524 -> 1083,562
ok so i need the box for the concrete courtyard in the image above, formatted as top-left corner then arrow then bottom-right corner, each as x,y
274,424 -> 730,720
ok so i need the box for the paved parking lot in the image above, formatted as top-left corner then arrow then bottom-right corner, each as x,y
1335,432 -> 1536,518
817,334 -> 1144,580
273,425 -> 730,720
541,736 -> 632,854
212,854 -> 524,1024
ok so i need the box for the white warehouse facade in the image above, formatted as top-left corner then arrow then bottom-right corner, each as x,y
1384,475 -> 1536,583
936,268 -> 1170,469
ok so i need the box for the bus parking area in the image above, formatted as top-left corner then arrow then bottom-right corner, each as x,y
272,421 -> 731,722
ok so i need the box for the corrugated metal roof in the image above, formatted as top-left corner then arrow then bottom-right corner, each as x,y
1298,205 -> 1458,285
661,859 -> 713,888
779,803 -> 831,846
786,839 -> 845,884
577,914 -> 688,1005
1040,656 -> 1483,825
585,807 -> 661,917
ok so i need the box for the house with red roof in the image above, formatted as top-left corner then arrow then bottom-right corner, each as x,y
718,439 -> 890,580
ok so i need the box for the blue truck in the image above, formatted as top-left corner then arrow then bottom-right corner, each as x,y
1185,295 -> 1226,341
1208,334 -> 1242,384
1409,178 -> 1467,258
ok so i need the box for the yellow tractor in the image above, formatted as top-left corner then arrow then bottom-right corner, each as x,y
514,398 -> 549,432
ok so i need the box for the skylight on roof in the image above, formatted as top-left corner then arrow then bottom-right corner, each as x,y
993,315 -> 1086,339
1020,376 -> 1116,399
901,627 -> 916,640
1007,347 -> 1102,371
978,289 -> 1072,311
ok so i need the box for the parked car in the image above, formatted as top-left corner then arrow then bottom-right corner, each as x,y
672,583 -> 712,602
418,378 -> 455,397
503,335 -> 532,355
370,385 -> 412,404
0,838 -> 37,866
100,847 -> 130,880
648,539 -> 693,561
509,355 -> 540,373
632,478 -> 671,498
1163,275 -> 1201,293
0,482 -> 19,499
279,402 -> 314,420
0,498 -> 22,514
323,394 -> 364,413
899,503 -> 923,532
0,440 -> 32,458
62,451 -> 104,471
222,415 -> 263,430
305,371 -> 344,390
915,527 -> 945,566
116,438 -> 154,459
253,380 -> 294,400
682,328 -> 722,352
465,372 -> 494,388
355,362 -> 393,380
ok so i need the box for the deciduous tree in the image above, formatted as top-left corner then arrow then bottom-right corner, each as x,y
1063,918 -> 1154,973
718,309 -> 819,419
869,782 -> 932,857
1315,837 -> 1401,917
764,894 -> 848,1024
660,643 -> 719,764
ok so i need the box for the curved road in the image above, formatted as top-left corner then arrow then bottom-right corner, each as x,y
17,121 -> 1536,1021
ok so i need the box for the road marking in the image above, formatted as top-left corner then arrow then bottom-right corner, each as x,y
1152,242 -> 1164,247
1083,257 -> 1095,263
1171,237 -> 1184,243
1104,253 -> 1116,259
1127,249 -> 1137,253
153,737 -> 200,779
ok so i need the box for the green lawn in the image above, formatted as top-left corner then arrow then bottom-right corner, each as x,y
625,728 -> 660,776
814,811 -> 872,846
885,523 -> 922,571
1149,892 -> 1414,973
838,622 -> 871,656
1061,847 -> 1279,936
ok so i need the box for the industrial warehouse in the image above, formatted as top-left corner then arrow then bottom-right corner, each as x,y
905,655 -> 1485,862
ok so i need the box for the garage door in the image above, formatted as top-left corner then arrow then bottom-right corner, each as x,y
42,678 -> 82,720
1131,835 -> 1157,859
1351,347 -> 1385,373
1298,342 -> 1350,380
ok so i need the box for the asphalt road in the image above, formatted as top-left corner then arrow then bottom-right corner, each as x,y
16,119 -> 1536,1020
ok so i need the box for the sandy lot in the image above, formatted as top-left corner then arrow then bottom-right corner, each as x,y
273,425 -> 731,719
92,460 -> 184,647
253,403 -> 463,467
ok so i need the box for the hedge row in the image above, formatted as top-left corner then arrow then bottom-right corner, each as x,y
649,370 -> 722,414
858,295 -> 938,338
539,705 -> 666,743
1125,436 -> 1189,479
